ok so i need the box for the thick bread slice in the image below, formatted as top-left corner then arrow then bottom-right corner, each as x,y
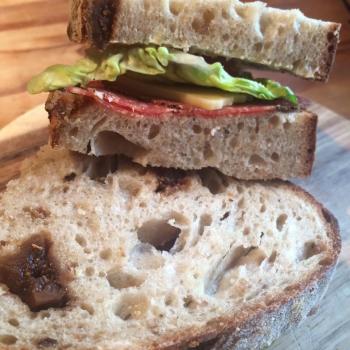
68,0 -> 341,81
47,90 -> 317,180
0,146 -> 340,350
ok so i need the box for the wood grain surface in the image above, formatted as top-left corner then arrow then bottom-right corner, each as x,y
0,0 -> 349,128
0,101 -> 349,350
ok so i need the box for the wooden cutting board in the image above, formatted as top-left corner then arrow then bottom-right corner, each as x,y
0,102 -> 349,349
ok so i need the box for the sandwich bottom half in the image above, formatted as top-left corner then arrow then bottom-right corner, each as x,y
46,88 -> 317,181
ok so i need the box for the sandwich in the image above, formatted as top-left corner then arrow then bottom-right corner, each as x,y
27,0 -> 341,180
0,2 -> 342,349
0,146 -> 341,349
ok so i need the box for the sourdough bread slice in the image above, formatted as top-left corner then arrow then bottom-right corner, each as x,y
0,146 -> 340,350
68,0 -> 341,81
47,90 -> 317,180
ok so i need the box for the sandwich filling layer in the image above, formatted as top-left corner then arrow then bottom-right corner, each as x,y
28,46 -> 297,110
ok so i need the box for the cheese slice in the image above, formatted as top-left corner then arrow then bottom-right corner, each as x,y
114,76 -> 250,110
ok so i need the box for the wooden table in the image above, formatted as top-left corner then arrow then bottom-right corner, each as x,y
0,1 -> 349,349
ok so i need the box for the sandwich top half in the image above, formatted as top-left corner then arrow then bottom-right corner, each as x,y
26,0 -> 340,180
28,0 -> 340,106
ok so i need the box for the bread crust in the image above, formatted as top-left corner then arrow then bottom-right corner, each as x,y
46,90 -> 317,181
68,0 -> 341,80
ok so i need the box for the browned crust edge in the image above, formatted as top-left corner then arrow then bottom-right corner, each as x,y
147,182 -> 341,350
86,0 -> 119,49
316,23 -> 342,82
299,111 -> 318,178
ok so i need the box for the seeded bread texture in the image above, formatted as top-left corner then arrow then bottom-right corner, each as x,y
47,90 -> 317,180
68,0 -> 341,81
0,146 -> 340,349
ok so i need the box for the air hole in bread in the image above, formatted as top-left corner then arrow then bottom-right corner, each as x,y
238,197 -> 244,209
237,122 -> 244,131
85,267 -> 95,277
192,18 -> 203,33
236,185 -> 243,194
35,337 -> 58,348
223,33 -> 230,41
0,335 -> 17,345
278,25 -> 286,35
69,127 -> 78,137
222,8 -> 230,19
271,152 -> 280,162
254,42 -> 263,52
235,6 -> 247,19
269,115 -> 281,128
205,246 -> 266,295
198,169 -> 228,194
192,9 -> 215,33
198,214 -> 212,236
118,177 -> 142,197
170,21 -> 177,32
130,244 -> 165,270
92,131 -> 148,158
319,257 -> 332,266
107,269 -> 144,290
8,318 -> 19,327
204,142 -> 215,160
83,248 -> 91,254
84,155 -> 119,181
203,9 -> 215,24
137,219 -> 181,253
80,303 -> 95,316
148,124 -> 160,139
183,295 -> 196,308
268,251 -> 277,264
283,121 -> 292,130
220,212 -> 230,221
143,0 -> 151,11
40,311 -> 50,319
249,154 -> 266,166
264,41 -> 273,50
100,248 -> 112,260
75,234 -> 87,247
165,296 -> 173,306
303,241 -> 325,260
192,124 -> 202,134
115,293 -> 149,320
260,204 -> 267,213
243,227 -> 250,235
169,1 -> 182,15
276,214 -> 288,231
230,138 -> 238,149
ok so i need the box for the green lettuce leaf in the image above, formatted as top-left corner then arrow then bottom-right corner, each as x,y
27,46 -> 297,105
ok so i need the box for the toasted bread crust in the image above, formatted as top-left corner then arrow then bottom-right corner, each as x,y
89,0 -> 118,49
